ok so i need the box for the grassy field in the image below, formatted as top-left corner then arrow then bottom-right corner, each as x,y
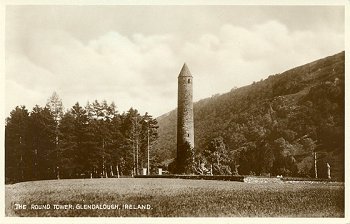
5,178 -> 344,217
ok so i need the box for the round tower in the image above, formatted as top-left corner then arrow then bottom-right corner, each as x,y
176,63 -> 194,173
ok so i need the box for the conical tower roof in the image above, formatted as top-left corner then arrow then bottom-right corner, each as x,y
178,63 -> 192,77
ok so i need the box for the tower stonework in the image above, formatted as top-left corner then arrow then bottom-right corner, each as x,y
176,63 -> 194,174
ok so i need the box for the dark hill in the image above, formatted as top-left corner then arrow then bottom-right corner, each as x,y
155,51 -> 344,180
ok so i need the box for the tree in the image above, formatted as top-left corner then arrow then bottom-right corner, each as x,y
28,105 -> 57,180
5,106 -> 30,183
121,108 -> 143,175
86,100 -> 109,177
85,100 -> 119,177
140,112 -> 159,174
176,141 -> 195,174
109,113 -> 129,176
59,111 -> 79,178
46,91 -> 64,179
46,91 -> 64,123
70,102 -> 90,177
203,137 -> 232,175
271,137 -> 298,176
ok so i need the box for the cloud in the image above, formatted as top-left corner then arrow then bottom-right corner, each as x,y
6,53 -> 56,112
179,20 -> 344,100
7,29 -> 181,116
6,19 -> 344,117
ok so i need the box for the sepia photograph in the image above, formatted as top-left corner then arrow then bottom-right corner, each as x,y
1,0 -> 348,223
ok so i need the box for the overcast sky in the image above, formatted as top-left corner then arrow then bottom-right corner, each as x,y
5,5 -> 344,117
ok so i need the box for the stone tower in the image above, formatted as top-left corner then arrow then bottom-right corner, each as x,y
176,63 -> 194,173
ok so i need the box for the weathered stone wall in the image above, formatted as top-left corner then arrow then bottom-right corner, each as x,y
244,177 -> 283,183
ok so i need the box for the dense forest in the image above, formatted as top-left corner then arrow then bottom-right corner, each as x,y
5,95 -> 159,183
156,51 -> 345,180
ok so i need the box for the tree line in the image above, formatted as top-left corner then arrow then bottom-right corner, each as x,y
5,92 -> 159,183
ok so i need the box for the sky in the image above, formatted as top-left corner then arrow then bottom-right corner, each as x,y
5,5 -> 345,118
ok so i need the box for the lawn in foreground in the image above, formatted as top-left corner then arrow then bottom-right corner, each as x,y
5,178 -> 344,217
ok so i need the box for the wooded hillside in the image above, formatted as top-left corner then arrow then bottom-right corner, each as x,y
155,52 -> 345,180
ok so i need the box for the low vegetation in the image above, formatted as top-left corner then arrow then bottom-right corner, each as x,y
6,178 -> 344,217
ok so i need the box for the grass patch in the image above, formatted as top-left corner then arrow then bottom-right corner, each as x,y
5,178 -> 344,217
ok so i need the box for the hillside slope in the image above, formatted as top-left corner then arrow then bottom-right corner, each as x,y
155,52 -> 345,179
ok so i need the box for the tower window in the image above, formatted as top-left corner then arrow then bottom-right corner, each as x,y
188,79 -> 191,83
187,134 -> 189,137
